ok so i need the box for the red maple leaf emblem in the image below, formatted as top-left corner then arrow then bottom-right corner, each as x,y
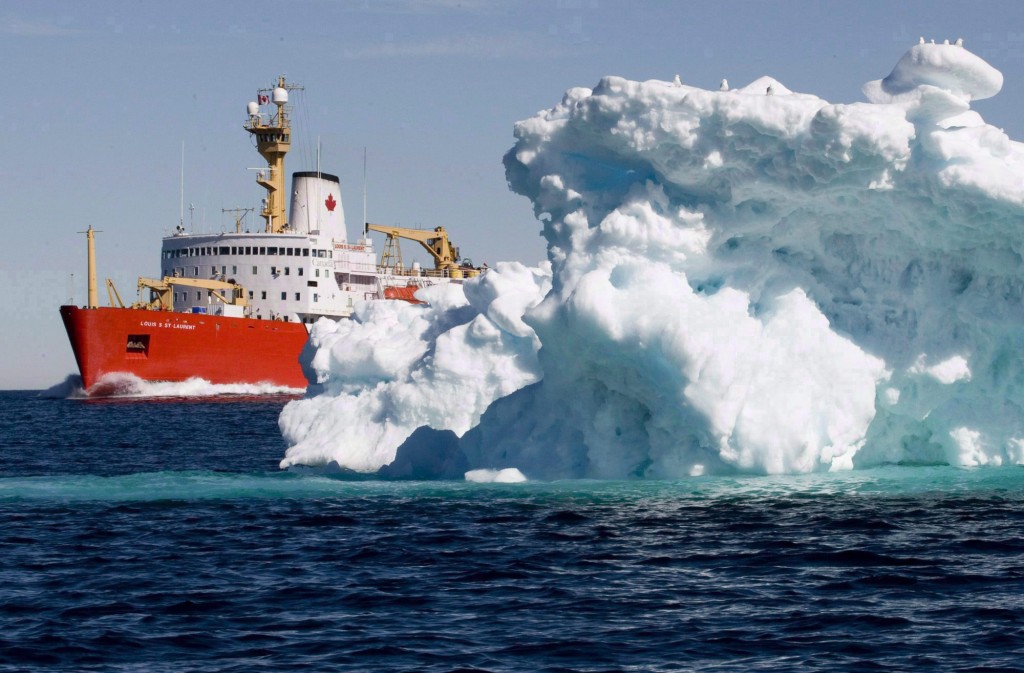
325,193 -> 337,212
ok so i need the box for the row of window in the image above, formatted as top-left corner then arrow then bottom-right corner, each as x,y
163,246 -> 334,259
255,133 -> 290,144
170,266 -> 336,278
176,290 -> 318,303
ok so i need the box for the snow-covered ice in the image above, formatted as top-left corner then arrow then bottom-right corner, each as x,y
280,41 -> 1024,478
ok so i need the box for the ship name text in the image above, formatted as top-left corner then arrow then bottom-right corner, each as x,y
140,320 -> 197,331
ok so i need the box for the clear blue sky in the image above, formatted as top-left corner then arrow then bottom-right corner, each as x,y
4,0 -> 1023,389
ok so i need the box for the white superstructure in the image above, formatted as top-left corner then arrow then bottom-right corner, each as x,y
155,75 -> 474,325
161,171 -> 381,324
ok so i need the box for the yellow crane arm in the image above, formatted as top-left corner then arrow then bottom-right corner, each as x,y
134,276 -> 248,311
365,223 -> 459,271
106,279 -> 126,308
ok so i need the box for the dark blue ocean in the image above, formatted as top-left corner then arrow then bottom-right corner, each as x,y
1,390 -> 1023,672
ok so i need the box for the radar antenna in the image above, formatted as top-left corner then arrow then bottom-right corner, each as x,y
222,207 -> 255,233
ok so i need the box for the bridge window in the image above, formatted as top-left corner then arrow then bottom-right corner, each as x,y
259,247 -> 266,255
261,291 -> 266,300
303,249 -> 309,257
281,292 -> 287,300
252,266 -> 258,274
313,293 -> 318,303
284,267 -> 290,276
298,268 -> 303,276
220,247 -> 229,254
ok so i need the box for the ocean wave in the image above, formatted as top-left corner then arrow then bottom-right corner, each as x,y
51,372 -> 304,400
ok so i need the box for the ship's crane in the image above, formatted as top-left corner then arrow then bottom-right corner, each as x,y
133,277 -> 248,312
106,279 -> 126,308
364,223 -> 462,274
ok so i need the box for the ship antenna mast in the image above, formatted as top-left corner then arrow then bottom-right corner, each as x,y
362,147 -> 368,237
317,136 -> 322,233
245,75 -> 303,234
222,207 -> 255,233
180,141 -> 185,231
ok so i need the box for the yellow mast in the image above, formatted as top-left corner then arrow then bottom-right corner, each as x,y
85,225 -> 99,308
245,76 -> 301,234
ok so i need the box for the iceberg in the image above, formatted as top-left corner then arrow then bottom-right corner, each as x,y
280,41 -> 1024,477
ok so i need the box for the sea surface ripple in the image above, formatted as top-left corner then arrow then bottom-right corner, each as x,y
1,391 -> 1022,672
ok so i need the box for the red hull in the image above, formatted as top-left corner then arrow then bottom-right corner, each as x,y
60,306 -> 309,390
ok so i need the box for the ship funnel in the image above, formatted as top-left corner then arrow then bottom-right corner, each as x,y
289,172 -> 346,242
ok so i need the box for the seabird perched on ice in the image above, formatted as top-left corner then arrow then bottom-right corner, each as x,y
955,37 -> 964,47
766,84 -> 774,96
919,37 -> 925,44
719,79 -> 729,91
673,74 -> 682,86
